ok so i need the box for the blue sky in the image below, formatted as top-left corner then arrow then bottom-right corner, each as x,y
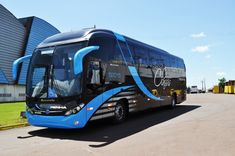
1,0 -> 235,89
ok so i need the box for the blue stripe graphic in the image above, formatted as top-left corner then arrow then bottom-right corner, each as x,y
114,32 -> 126,42
85,85 -> 132,121
114,32 -> 162,101
27,85 -> 132,129
128,66 -> 162,101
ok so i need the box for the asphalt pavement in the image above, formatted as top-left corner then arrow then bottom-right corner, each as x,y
0,93 -> 235,156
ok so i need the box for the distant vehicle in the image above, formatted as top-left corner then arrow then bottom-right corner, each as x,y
190,86 -> 199,93
201,89 -> 206,93
198,89 -> 206,93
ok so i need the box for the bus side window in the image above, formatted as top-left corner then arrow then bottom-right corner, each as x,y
133,47 -> 148,67
88,36 -> 114,62
162,55 -> 168,68
156,54 -> 164,67
110,43 -> 124,64
148,50 -> 158,66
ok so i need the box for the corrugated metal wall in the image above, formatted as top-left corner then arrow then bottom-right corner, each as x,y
18,17 -> 60,85
0,4 -> 26,84
0,5 -> 60,101
0,69 -> 8,84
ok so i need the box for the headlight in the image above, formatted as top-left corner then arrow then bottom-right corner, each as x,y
72,109 -> 77,114
65,103 -> 85,116
65,110 -> 73,116
76,106 -> 81,111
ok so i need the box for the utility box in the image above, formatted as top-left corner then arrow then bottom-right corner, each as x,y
228,86 -> 234,94
224,80 -> 235,94
213,86 -> 219,93
224,86 -> 229,94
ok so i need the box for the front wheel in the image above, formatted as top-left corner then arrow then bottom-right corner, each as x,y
113,101 -> 128,123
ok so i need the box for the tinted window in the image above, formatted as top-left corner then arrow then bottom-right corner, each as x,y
129,44 -> 135,57
88,37 -> 114,61
118,41 -> 133,65
164,56 -> 170,67
178,59 -> 185,69
149,50 -> 165,67
169,56 -> 177,68
111,43 -> 124,64
133,46 -> 148,66
148,50 -> 156,65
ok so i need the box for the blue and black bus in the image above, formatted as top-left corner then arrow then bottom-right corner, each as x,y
13,28 -> 186,129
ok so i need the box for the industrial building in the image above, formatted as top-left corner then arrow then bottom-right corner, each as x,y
0,4 -> 60,102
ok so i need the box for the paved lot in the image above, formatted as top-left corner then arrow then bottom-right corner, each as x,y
0,94 -> 235,156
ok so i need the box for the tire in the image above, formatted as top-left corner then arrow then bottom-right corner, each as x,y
113,101 -> 128,123
170,95 -> 177,109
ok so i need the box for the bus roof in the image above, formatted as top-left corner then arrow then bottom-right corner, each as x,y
37,28 -> 112,48
37,28 -> 183,61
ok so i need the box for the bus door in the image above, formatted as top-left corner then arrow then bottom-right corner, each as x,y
85,60 -> 104,107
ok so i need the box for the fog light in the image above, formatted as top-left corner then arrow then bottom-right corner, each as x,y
74,121 -> 79,125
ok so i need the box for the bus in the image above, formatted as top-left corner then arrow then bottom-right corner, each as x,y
12,28 -> 186,129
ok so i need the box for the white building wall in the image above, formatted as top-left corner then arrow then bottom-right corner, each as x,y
0,84 -> 25,102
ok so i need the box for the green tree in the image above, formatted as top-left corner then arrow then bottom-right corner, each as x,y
218,77 -> 226,92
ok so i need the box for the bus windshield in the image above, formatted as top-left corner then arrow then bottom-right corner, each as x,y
26,42 -> 87,98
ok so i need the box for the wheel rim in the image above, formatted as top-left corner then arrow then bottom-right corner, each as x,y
172,98 -> 176,107
115,104 -> 124,120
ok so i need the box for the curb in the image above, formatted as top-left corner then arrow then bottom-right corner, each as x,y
0,123 -> 29,131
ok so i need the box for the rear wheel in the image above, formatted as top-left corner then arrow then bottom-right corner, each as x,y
113,101 -> 128,123
170,95 -> 177,109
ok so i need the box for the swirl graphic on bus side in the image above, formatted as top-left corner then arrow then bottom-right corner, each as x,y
153,66 -> 171,89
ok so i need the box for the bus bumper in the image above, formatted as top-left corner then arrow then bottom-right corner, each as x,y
26,110 -> 87,129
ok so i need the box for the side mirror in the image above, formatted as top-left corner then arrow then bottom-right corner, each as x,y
12,55 -> 32,81
73,46 -> 99,75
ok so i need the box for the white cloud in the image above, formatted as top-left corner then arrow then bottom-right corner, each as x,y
191,32 -> 206,38
217,72 -> 226,77
192,45 -> 209,53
